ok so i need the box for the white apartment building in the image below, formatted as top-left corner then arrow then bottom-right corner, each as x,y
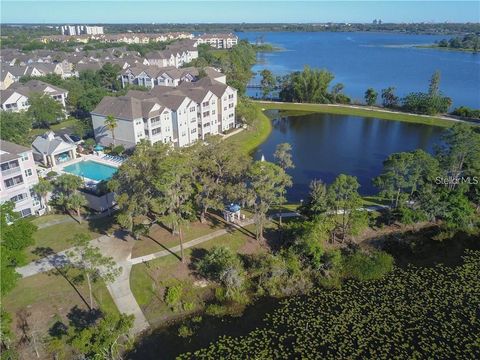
61,25 -> 104,36
196,33 -> 239,49
91,79 -> 237,149
0,80 -> 68,112
0,140 -> 43,217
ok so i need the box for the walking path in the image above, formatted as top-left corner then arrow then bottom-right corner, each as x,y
16,217 -> 256,335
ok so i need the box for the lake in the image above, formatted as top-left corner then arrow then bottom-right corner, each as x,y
239,31 -> 480,108
255,110 -> 445,201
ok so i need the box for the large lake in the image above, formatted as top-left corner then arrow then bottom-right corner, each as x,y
255,111 -> 445,201
239,31 -> 480,108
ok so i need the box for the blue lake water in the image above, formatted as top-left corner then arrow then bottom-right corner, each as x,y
255,111 -> 445,201
63,160 -> 117,181
239,31 -> 480,108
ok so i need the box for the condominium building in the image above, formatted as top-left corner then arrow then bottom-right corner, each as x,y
91,79 -> 237,149
0,140 -> 43,217
196,33 -> 239,49
0,80 -> 68,112
60,25 -> 104,36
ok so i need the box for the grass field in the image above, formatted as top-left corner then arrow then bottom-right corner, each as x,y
227,105 -> 272,154
26,215 -> 115,262
257,101 -> 457,128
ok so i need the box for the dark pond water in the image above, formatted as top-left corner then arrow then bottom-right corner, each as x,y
254,111 -> 445,201
239,31 -> 480,108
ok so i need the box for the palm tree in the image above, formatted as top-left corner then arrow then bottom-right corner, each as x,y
33,178 -> 53,213
104,114 -> 118,146
66,193 -> 88,223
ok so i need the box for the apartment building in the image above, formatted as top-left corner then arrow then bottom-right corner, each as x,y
120,65 -> 225,88
196,33 -> 239,49
91,79 -> 237,148
60,25 -> 104,36
0,80 -> 68,112
0,140 -> 43,217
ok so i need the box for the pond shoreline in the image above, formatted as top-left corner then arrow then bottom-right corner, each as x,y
256,100 -> 466,128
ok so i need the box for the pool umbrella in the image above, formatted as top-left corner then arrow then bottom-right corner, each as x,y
94,144 -> 104,151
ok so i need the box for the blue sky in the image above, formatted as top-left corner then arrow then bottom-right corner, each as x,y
1,1 -> 479,24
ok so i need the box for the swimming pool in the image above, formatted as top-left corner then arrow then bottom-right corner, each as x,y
62,160 -> 118,182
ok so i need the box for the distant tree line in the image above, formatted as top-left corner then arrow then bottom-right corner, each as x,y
436,34 -> 480,52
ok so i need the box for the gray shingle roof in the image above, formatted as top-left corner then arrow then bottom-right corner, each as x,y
0,140 -> 30,163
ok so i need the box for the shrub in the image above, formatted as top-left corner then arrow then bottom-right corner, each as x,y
178,324 -> 193,338
164,284 -> 183,310
196,246 -> 242,283
342,250 -> 394,281
451,106 -> 480,119
46,171 -> 58,178
205,304 -> 230,317
182,302 -> 195,312
111,145 -> 125,156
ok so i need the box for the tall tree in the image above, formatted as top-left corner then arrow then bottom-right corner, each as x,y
328,174 -> 365,242
193,138 -> 250,223
26,93 -> 65,127
151,149 -> 196,262
260,69 -> 276,99
428,70 -> 441,97
69,312 -> 134,359
66,192 -> 88,223
436,123 -> 480,190
110,141 -> 168,234
32,178 -> 53,214
68,233 -> 121,310
104,114 -> 118,146
0,112 -> 33,146
381,87 -> 399,108
273,142 -> 295,170
364,88 -> 378,106
0,202 -> 37,295
300,179 -> 329,219
248,161 -> 292,241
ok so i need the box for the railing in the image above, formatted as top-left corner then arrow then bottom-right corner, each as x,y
1,166 -> 22,177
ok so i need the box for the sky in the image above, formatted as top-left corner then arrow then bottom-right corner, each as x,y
1,1 -> 479,24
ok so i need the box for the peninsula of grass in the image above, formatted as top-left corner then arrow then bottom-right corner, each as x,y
256,101 -> 456,128
228,104 -> 272,154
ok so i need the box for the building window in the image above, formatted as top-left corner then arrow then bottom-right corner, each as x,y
212,110 -> 216,115
152,127 -> 162,135
20,208 -> 32,217
202,111 -> 210,117
191,128 -> 197,134
10,193 -> 27,203
202,101 -> 209,107
4,175 -> 23,188
229,94 -> 234,99
21,153 -> 29,161
211,99 -> 216,105
190,106 -> 196,112
229,103 -> 234,108
25,169 -> 33,177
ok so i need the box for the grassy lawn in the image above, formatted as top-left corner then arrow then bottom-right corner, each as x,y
131,213 -> 231,258
3,270 -> 118,359
130,223 -> 268,326
29,118 -> 82,138
227,105 -> 272,154
257,101 -> 456,128
26,215 -> 115,262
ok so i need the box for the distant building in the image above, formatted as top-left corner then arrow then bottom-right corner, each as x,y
196,33 -> 238,49
0,140 -> 43,217
60,25 -> 104,36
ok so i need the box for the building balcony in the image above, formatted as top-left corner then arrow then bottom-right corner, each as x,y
1,166 -> 22,177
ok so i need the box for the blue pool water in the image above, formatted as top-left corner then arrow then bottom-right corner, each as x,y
63,160 -> 117,182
